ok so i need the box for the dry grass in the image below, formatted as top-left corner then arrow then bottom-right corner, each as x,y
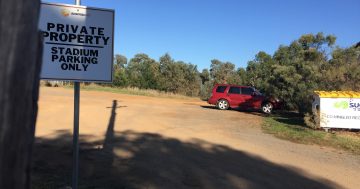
58,83 -> 198,100
263,115 -> 360,155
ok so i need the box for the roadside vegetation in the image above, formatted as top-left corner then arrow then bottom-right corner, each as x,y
47,32 -> 359,129
262,114 -> 360,155
59,83 -> 197,100
110,32 -> 359,122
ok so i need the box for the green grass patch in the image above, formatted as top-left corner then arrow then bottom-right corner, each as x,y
263,116 -> 360,155
61,84 -> 198,100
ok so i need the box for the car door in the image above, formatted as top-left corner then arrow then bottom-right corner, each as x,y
241,87 -> 262,109
227,86 -> 243,107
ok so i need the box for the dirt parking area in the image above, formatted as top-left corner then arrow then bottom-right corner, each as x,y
33,87 -> 360,189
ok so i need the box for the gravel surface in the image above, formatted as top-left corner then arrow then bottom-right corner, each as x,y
34,87 -> 360,189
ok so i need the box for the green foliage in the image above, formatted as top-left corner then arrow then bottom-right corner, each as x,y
199,69 -> 210,84
243,32 -> 356,114
111,53 -> 201,97
322,46 -> 360,91
113,68 -> 128,87
245,51 -> 274,90
210,59 -> 241,84
199,69 -> 212,99
127,53 -> 160,89
158,54 -> 201,96
198,59 -> 246,100
110,33 -> 358,107
269,35 -> 329,113
199,81 -> 213,100
112,54 -> 128,87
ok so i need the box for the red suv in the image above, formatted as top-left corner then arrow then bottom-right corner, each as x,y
208,84 -> 281,113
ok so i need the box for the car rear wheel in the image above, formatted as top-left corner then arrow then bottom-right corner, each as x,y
217,99 -> 229,110
262,102 -> 273,114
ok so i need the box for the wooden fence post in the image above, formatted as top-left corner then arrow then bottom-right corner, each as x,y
0,0 -> 42,188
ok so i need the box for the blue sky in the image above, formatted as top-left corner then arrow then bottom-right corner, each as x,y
43,0 -> 360,70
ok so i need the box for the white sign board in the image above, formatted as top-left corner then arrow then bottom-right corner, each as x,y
39,3 -> 114,82
320,98 -> 360,129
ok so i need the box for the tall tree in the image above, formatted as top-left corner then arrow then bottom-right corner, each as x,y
236,68 -> 247,86
0,0 -> 42,188
269,33 -> 335,113
246,51 -> 274,91
158,53 -> 176,92
199,69 -> 210,84
114,54 -> 127,69
127,53 -> 160,89
158,54 -> 201,95
113,54 -> 128,87
323,45 -> 360,91
209,59 -> 238,84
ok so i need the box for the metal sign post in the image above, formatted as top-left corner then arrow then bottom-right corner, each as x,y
72,82 -> 80,189
72,2 -> 80,189
38,1 -> 114,187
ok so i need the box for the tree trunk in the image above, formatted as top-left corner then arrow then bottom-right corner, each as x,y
0,0 -> 42,188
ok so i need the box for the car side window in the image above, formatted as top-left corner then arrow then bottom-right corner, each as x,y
216,86 -> 227,93
228,87 -> 241,94
241,87 -> 254,95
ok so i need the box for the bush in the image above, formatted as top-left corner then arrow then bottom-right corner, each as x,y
304,112 -> 320,129
199,81 -> 213,101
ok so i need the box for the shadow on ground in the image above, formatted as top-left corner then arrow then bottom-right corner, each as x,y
273,117 -> 306,127
32,100 -> 339,189
201,105 -> 265,116
200,105 -> 218,110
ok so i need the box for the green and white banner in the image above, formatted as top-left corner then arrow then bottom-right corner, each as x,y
320,98 -> 360,129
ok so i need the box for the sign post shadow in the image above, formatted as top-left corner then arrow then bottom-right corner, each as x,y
38,0 -> 114,188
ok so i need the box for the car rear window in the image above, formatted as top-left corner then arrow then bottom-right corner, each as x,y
228,87 -> 241,94
241,87 -> 254,95
216,86 -> 227,93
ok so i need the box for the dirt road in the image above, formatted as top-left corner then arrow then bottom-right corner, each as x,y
33,87 -> 360,189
